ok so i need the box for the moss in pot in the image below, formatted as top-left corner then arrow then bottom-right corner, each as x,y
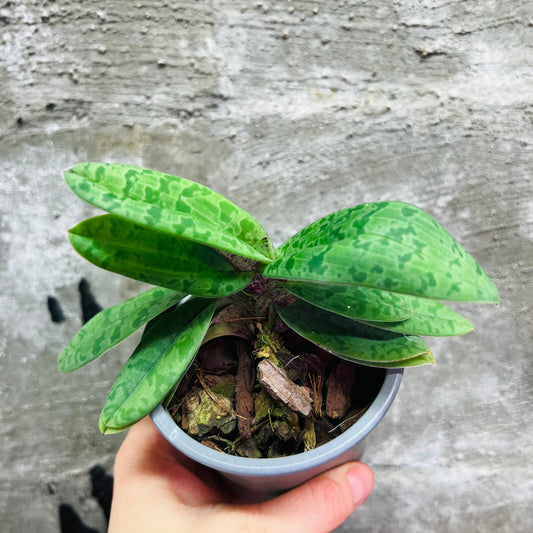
58,163 -> 498,498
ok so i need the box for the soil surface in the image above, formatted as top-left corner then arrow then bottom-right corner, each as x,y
168,332 -> 385,458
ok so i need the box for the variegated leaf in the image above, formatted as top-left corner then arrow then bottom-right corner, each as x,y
360,294 -> 473,336
348,351 -> 435,368
64,162 -> 274,263
69,215 -> 253,297
277,299 -> 433,366
264,202 -> 499,303
99,297 -> 216,433
281,281 -> 413,322
58,287 -> 185,373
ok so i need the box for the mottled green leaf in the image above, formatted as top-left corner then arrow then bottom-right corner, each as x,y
99,297 -> 216,434
264,202 -> 499,303
64,162 -> 274,263
69,215 -> 253,297
281,281 -> 413,322
163,382 -> 181,410
348,351 -> 435,368
277,299 -> 433,366
360,294 -> 473,336
58,287 -> 185,373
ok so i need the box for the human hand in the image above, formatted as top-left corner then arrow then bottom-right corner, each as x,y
109,416 -> 374,533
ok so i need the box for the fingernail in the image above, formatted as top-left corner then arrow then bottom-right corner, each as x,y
348,469 -> 367,507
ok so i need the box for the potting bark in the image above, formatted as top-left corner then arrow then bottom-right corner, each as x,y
168,330 -> 385,458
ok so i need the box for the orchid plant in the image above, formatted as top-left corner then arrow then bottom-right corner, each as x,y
58,163 -> 498,434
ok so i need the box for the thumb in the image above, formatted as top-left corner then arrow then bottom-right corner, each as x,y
252,462 -> 374,533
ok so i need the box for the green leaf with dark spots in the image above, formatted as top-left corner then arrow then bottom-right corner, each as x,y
359,295 -> 473,336
68,215 -> 254,297
277,299 -> 433,366
64,162 -> 274,263
58,287 -> 185,373
281,281 -> 413,322
263,202 -> 499,303
99,297 -> 216,433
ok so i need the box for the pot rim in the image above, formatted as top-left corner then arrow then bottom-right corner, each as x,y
151,367 -> 403,477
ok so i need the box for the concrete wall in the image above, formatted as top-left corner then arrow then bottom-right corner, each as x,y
1,1 -> 532,531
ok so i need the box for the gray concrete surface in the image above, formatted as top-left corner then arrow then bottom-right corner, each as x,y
1,1 -> 532,532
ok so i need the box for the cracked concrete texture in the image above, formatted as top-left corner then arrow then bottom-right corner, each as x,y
1,1 -> 532,532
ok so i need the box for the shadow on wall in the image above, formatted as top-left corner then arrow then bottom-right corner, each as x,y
59,466 -> 114,533
48,278 -> 103,325
49,279 -> 111,532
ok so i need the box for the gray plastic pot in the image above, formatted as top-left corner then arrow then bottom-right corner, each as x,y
151,367 -> 403,501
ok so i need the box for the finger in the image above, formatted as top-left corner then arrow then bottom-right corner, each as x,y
242,462 -> 374,533
114,416 -> 224,505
